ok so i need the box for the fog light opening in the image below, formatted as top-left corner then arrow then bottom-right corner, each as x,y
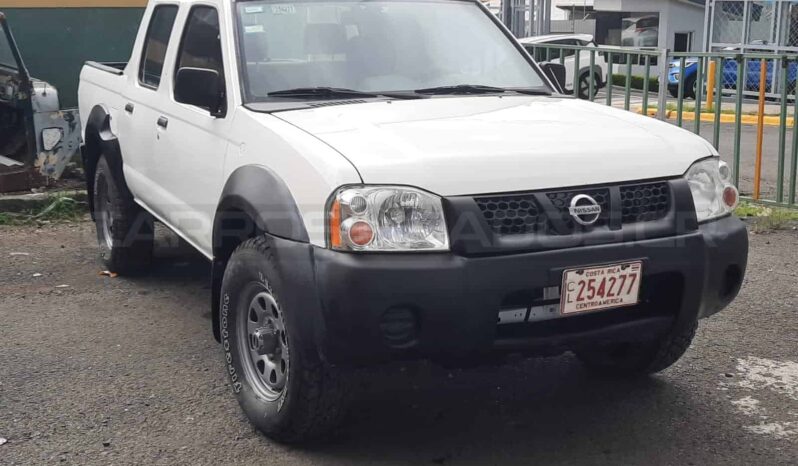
379,307 -> 420,349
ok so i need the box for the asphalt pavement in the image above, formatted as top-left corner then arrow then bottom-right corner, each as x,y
1,222 -> 796,465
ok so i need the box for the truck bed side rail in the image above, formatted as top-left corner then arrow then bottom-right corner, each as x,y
85,61 -> 126,76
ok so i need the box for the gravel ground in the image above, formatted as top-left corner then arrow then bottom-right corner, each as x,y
1,220 -> 797,465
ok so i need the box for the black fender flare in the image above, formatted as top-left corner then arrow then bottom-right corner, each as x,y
210,165 -> 312,341
82,105 -> 130,217
213,165 -> 310,248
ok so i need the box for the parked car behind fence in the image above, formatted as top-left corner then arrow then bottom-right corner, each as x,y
667,49 -> 798,99
519,34 -> 608,99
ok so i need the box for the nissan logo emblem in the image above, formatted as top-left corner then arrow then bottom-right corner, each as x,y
569,194 -> 602,226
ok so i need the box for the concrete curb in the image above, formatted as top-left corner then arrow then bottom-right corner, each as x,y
0,190 -> 88,214
635,107 -> 792,127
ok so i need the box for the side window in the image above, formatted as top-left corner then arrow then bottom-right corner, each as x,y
176,6 -> 223,82
553,39 -> 578,58
173,6 -> 225,112
538,43 -> 560,61
139,5 -> 179,89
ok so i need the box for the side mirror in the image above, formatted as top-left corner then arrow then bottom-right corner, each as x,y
175,67 -> 224,116
540,63 -> 567,94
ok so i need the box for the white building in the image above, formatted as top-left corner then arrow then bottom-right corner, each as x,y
550,0 -> 706,52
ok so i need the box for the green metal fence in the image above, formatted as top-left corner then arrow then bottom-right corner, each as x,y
525,43 -> 798,209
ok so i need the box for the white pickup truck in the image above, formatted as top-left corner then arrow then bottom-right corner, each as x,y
79,0 -> 748,443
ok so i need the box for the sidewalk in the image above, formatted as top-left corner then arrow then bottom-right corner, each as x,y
600,86 -> 786,116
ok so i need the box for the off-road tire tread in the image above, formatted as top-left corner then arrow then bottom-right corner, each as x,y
577,320 -> 699,377
231,237 -> 349,444
645,319 -> 698,374
94,156 -> 153,275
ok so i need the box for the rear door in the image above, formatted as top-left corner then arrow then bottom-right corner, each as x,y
150,4 -> 233,253
117,3 -> 180,208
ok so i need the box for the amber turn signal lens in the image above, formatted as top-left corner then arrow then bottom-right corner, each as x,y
348,221 -> 374,246
329,200 -> 342,248
723,186 -> 738,209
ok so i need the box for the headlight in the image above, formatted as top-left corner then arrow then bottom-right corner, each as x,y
42,128 -> 64,151
328,186 -> 449,252
685,158 -> 739,223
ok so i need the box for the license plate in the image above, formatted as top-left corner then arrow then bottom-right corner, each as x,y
560,261 -> 643,315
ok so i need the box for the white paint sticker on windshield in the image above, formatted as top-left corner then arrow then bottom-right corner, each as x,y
244,25 -> 265,34
244,6 -> 264,14
271,5 -> 296,15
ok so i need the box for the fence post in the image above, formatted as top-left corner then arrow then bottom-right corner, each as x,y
753,59 -> 767,200
657,48 -> 669,120
707,59 -> 716,112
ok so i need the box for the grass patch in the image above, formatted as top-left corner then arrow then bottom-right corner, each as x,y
735,201 -> 798,232
0,195 -> 87,226
611,74 -> 659,92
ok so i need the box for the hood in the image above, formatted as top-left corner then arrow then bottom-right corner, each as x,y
274,96 -> 715,196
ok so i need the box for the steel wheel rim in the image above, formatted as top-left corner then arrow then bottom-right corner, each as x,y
97,177 -> 114,250
238,286 -> 289,401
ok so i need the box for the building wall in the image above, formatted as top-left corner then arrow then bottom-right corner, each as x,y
663,0 -> 705,52
0,1 -> 147,107
592,0 -> 704,51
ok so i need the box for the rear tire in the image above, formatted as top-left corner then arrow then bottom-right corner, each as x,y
575,320 -> 698,377
577,72 -> 599,100
220,236 -> 349,443
93,155 -> 154,274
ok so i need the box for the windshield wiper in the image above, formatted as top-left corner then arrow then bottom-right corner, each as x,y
415,84 -> 508,95
268,87 -> 379,99
267,87 -> 425,100
414,84 -> 552,96
512,87 -> 553,96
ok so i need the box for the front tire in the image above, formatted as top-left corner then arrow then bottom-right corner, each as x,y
93,155 -> 153,274
685,76 -> 698,99
220,236 -> 349,443
575,320 -> 698,377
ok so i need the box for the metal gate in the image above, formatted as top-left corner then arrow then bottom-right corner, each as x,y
706,0 -> 798,97
501,0 -> 551,38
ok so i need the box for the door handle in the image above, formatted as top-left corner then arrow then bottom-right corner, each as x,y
124,103 -> 135,114
157,116 -> 168,129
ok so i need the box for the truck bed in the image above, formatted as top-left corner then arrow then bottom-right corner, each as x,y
85,61 -> 127,76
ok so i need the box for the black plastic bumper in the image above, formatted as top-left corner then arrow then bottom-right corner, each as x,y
275,216 -> 748,366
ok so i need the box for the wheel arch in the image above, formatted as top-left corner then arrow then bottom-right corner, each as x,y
578,65 -> 605,86
210,165 -> 310,342
82,104 -> 128,218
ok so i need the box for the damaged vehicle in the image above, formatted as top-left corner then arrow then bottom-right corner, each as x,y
0,12 -> 80,193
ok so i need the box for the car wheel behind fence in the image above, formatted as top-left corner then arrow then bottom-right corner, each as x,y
578,72 -> 596,100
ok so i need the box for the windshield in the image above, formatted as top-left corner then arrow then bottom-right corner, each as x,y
235,0 -> 547,101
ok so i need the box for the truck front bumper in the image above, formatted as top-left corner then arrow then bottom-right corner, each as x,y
282,216 -> 747,366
